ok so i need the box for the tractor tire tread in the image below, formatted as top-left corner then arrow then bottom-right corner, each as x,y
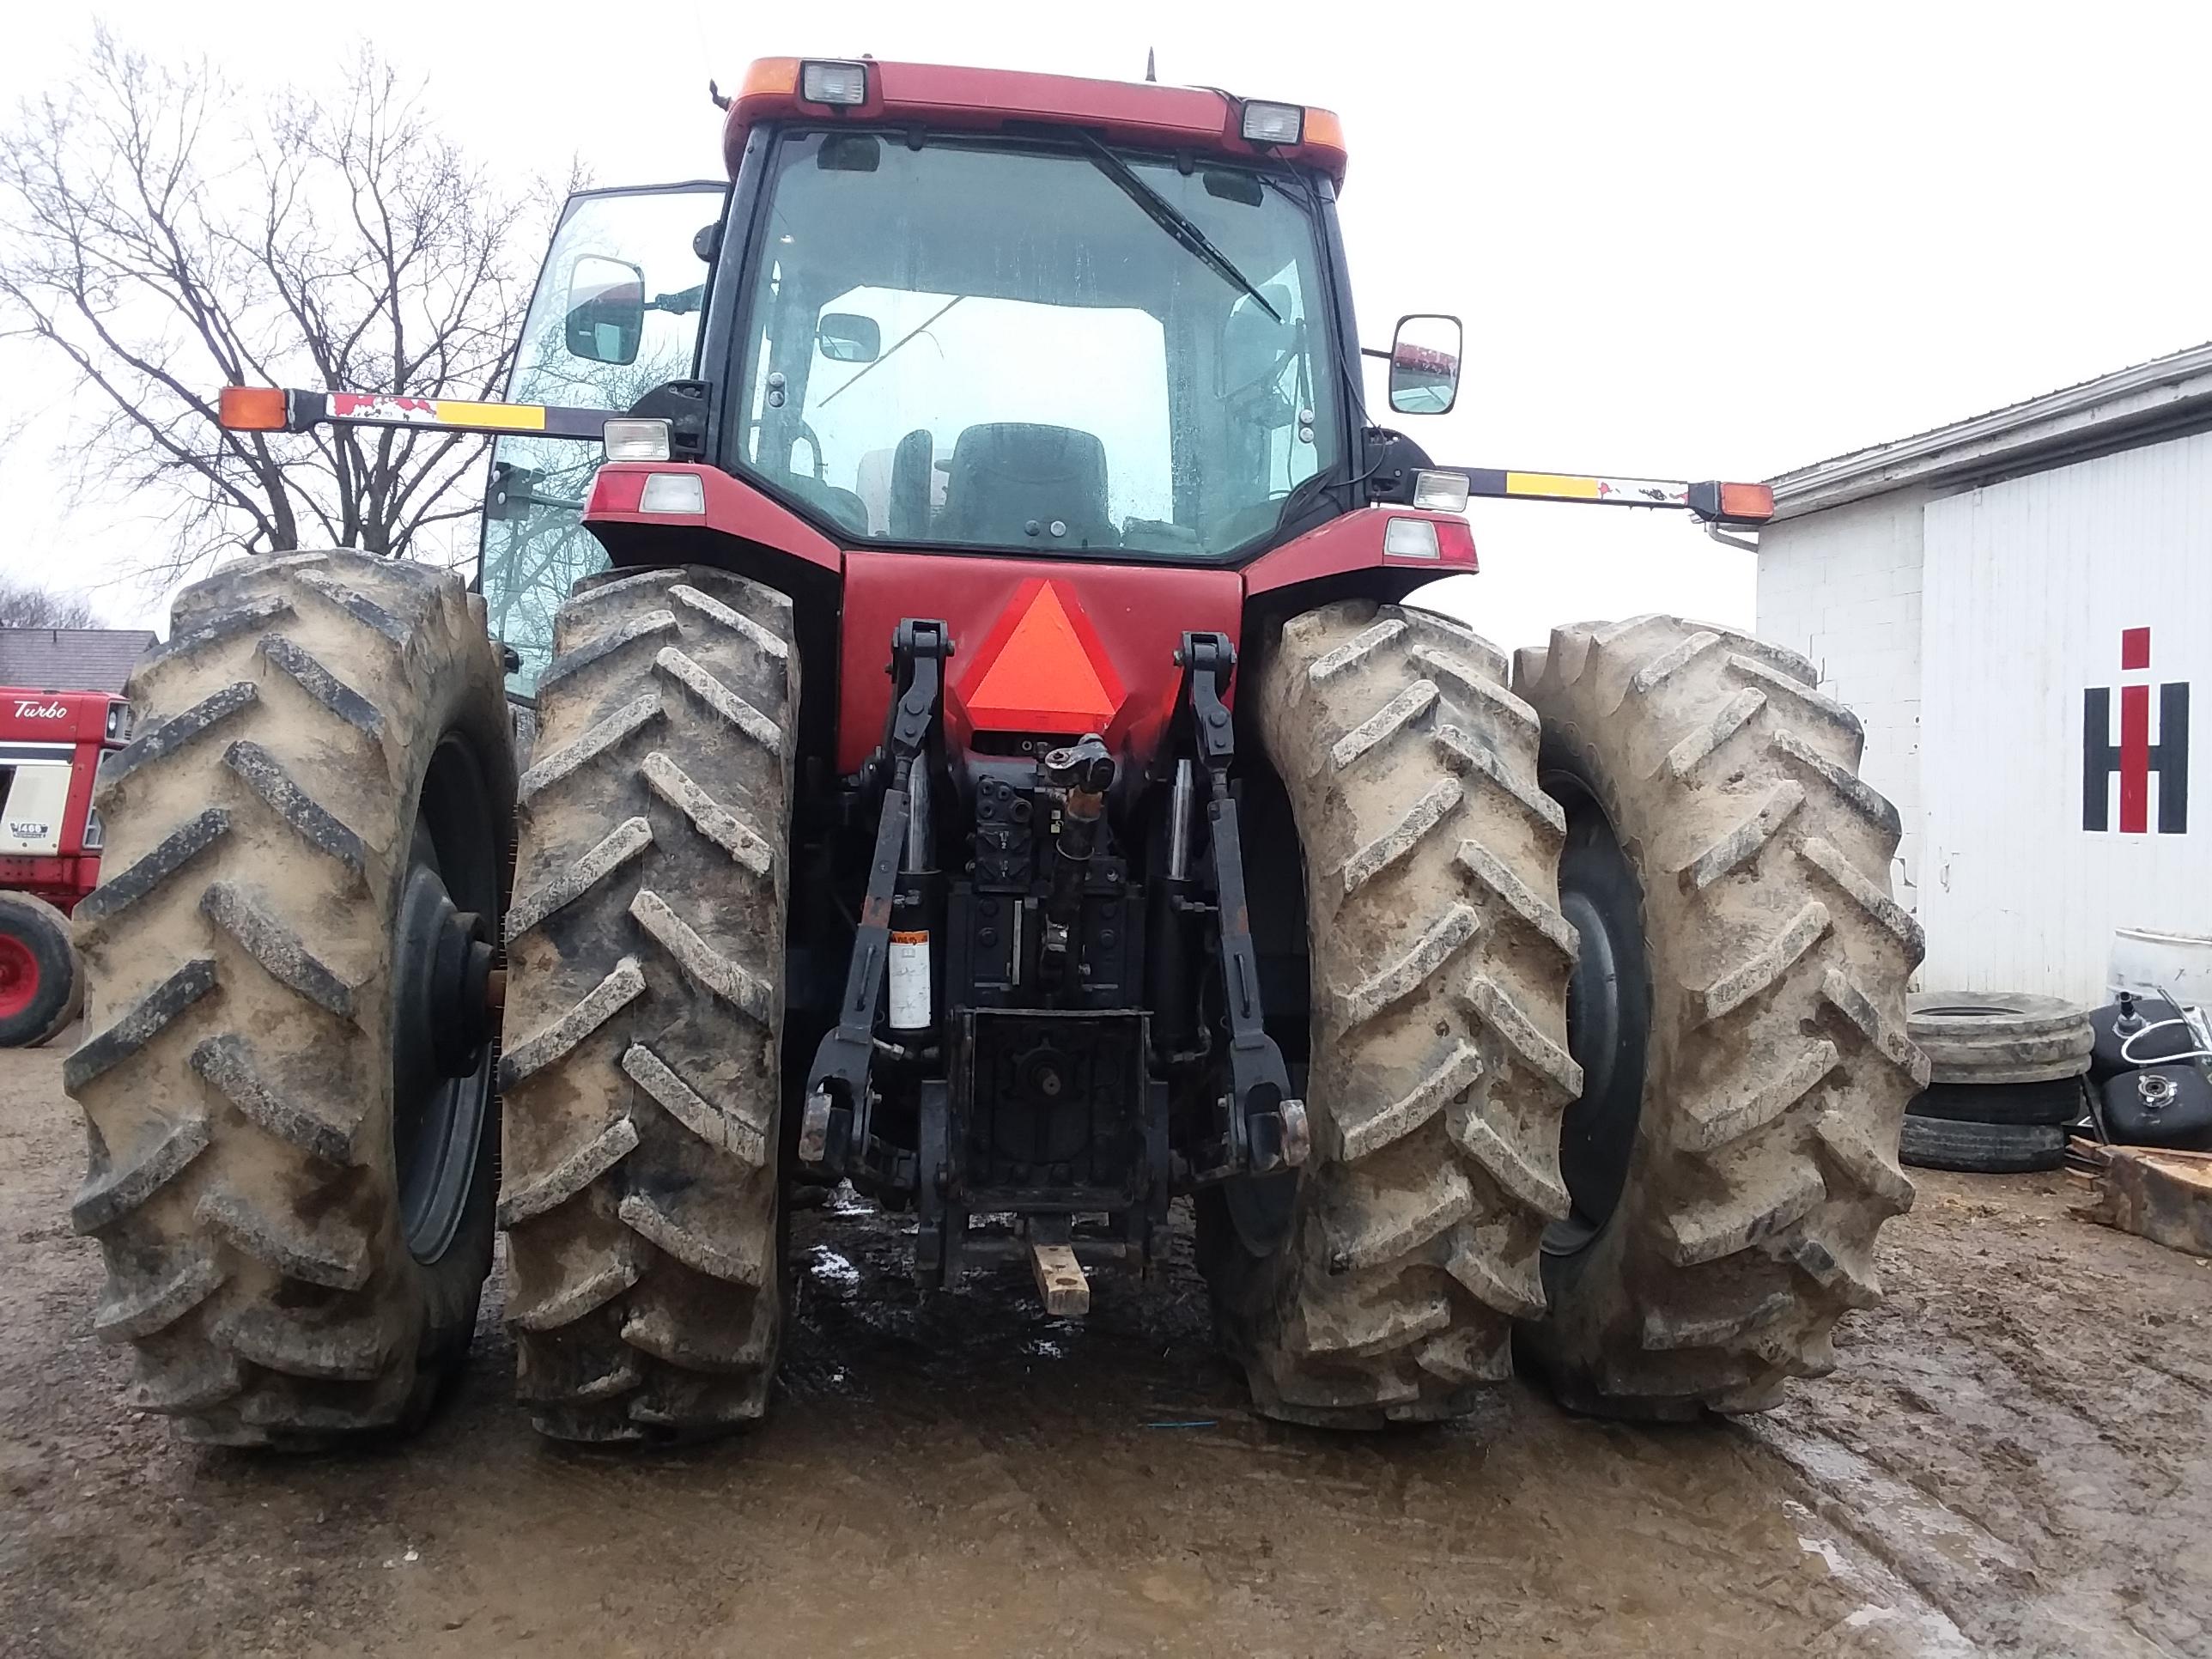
1513,613 -> 1923,1419
500,563 -> 796,1442
1203,599 -> 1576,1427
65,550 -> 511,1445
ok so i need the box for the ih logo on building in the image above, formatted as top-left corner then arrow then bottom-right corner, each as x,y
2084,626 -> 2190,833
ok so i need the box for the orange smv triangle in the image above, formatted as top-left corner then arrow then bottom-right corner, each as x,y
965,582 -> 1120,731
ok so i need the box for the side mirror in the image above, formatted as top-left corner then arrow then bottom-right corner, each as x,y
1387,313 -> 1462,416
817,312 -> 881,364
564,255 -> 647,366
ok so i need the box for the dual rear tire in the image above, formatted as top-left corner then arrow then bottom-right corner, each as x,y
66,553 -> 799,1448
1217,605 -> 1924,1422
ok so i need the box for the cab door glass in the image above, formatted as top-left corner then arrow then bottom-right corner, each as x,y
479,184 -> 725,694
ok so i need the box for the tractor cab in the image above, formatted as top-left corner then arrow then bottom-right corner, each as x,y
477,59 -> 1455,698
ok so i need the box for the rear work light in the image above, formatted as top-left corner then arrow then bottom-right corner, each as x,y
1413,470 -> 1471,513
602,418 -> 672,463
1241,100 -> 1304,145
218,386 -> 288,432
801,60 -> 868,106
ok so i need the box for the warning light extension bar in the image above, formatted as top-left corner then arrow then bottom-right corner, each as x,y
219,386 -> 614,441
218,386 -> 1778,528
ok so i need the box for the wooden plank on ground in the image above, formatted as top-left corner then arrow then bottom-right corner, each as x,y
1028,1238 -> 1091,1318
2082,1141 -> 2212,1259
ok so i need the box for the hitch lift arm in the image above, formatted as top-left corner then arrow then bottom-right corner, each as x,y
1176,632 -> 1309,1176
799,618 -> 951,1173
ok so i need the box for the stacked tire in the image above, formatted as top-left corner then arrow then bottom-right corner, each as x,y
1901,994 -> 2092,1173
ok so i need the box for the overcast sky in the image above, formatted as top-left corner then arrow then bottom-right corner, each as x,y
4,1 -> 2209,650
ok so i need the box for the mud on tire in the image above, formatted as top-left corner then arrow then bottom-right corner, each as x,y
1200,599 -> 1580,1426
66,551 -> 514,1445
1514,616 -> 1927,1418
500,566 -> 796,1443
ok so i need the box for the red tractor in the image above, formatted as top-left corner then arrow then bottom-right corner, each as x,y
70,58 -> 1923,1446
0,688 -> 125,1047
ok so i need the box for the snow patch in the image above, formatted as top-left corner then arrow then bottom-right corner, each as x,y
809,1246 -> 860,1291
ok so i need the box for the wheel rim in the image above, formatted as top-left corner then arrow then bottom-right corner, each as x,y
0,933 -> 39,1021
1546,769 -> 1654,1259
391,732 -> 500,1265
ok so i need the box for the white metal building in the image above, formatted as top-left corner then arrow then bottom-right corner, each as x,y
1757,344 -> 2210,1004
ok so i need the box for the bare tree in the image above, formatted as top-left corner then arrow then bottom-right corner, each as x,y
0,578 -> 100,629
0,30 -> 573,580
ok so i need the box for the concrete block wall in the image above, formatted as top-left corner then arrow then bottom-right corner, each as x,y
1753,487 -> 1930,911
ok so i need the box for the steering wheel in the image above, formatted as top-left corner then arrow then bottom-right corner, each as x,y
792,422 -> 828,483
1224,341 -> 1299,405
739,416 -> 830,485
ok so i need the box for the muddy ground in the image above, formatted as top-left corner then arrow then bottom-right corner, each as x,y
3,1041 -> 2209,1658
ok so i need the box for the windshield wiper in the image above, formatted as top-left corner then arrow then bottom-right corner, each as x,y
1072,133 -> 1281,323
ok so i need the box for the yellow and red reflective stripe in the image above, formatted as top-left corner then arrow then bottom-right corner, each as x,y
1506,471 -> 1601,501
328,392 -> 550,432
1503,471 -> 1688,507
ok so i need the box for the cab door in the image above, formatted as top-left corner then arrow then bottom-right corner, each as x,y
477,182 -> 727,696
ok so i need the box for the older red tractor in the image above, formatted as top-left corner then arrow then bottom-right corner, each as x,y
70,58 -> 1923,1446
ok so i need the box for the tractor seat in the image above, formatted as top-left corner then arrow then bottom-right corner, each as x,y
939,423 -> 1111,549
781,472 -> 871,536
